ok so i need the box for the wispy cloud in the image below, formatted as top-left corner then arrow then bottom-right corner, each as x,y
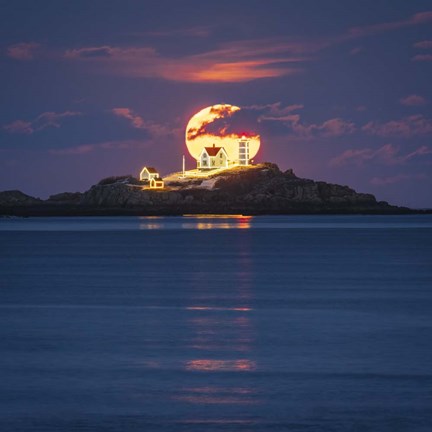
349,47 -> 364,55
412,54 -> 432,62
112,108 -> 146,129
330,144 -> 432,167
363,115 -> 432,137
347,11 -> 432,38
65,45 -> 125,59
400,94 -> 427,106
111,107 -> 177,136
404,145 -> 432,161
145,25 -> 213,38
245,103 -> 356,138
245,102 -> 304,121
413,40 -> 432,49
290,117 -> 356,138
49,139 -> 148,155
6,42 -> 40,60
60,10 -> 432,83
3,111 -> 81,134
63,38 -> 317,83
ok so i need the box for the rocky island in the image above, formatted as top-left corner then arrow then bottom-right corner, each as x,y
0,163 -> 420,216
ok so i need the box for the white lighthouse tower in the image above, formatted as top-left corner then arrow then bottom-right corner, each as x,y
238,136 -> 250,166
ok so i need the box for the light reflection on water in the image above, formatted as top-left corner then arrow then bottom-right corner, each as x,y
184,359 -> 257,372
178,237 -> 258,411
173,386 -> 258,405
186,306 -> 252,311
140,215 -> 253,230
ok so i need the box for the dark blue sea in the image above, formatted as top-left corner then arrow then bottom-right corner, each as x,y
1,215 -> 432,432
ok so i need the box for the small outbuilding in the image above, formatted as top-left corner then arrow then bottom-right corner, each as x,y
140,166 -> 159,181
150,177 -> 164,189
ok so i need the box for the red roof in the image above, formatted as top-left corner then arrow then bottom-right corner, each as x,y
204,146 -> 224,156
145,167 -> 158,173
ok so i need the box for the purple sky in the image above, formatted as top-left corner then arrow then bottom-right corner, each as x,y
1,0 -> 432,207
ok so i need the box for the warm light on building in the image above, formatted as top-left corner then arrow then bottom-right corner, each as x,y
150,177 -> 164,189
139,166 -> 164,189
140,166 -> 159,181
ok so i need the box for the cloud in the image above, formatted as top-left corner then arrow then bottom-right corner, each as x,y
403,145 -> 432,161
412,54 -> 432,62
245,102 -> 304,121
363,115 -> 432,137
111,107 -> 176,137
3,111 -> 81,134
65,45 -> 123,59
330,145 -> 398,167
347,11 -> 432,38
49,139 -> 149,155
3,120 -> 34,134
291,117 -> 356,138
245,102 -> 356,139
264,113 -> 355,139
59,10 -> 432,84
112,108 -> 146,129
413,40 -> 432,49
349,47 -> 364,55
63,38 -> 316,83
400,94 -> 427,106
145,25 -> 212,38
6,42 -> 40,60
370,173 -> 428,186
330,144 -> 432,167
49,10 -> 429,85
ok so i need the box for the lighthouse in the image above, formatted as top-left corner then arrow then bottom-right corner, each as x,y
238,136 -> 250,166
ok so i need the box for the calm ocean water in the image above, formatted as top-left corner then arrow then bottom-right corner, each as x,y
1,215 -> 432,432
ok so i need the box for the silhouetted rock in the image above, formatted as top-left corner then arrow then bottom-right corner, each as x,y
47,192 -> 82,203
97,175 -> 143,186
0,190 -> 43,206
0,163 -> 421,215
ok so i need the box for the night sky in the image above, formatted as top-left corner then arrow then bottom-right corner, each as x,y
1,0 -> 432,207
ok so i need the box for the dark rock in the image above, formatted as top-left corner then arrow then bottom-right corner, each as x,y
47,192 -> 83,203
0,163 -> 423,215
0,190 -> 43,206
97,175 -> 142,186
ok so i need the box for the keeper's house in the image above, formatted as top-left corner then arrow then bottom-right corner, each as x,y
197,145 -> 228,170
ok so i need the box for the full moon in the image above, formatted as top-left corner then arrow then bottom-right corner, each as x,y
185,104 -> 261,161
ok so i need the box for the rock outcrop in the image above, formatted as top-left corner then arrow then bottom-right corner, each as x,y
0,163 -> 416,215
0,190 -> 43,207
